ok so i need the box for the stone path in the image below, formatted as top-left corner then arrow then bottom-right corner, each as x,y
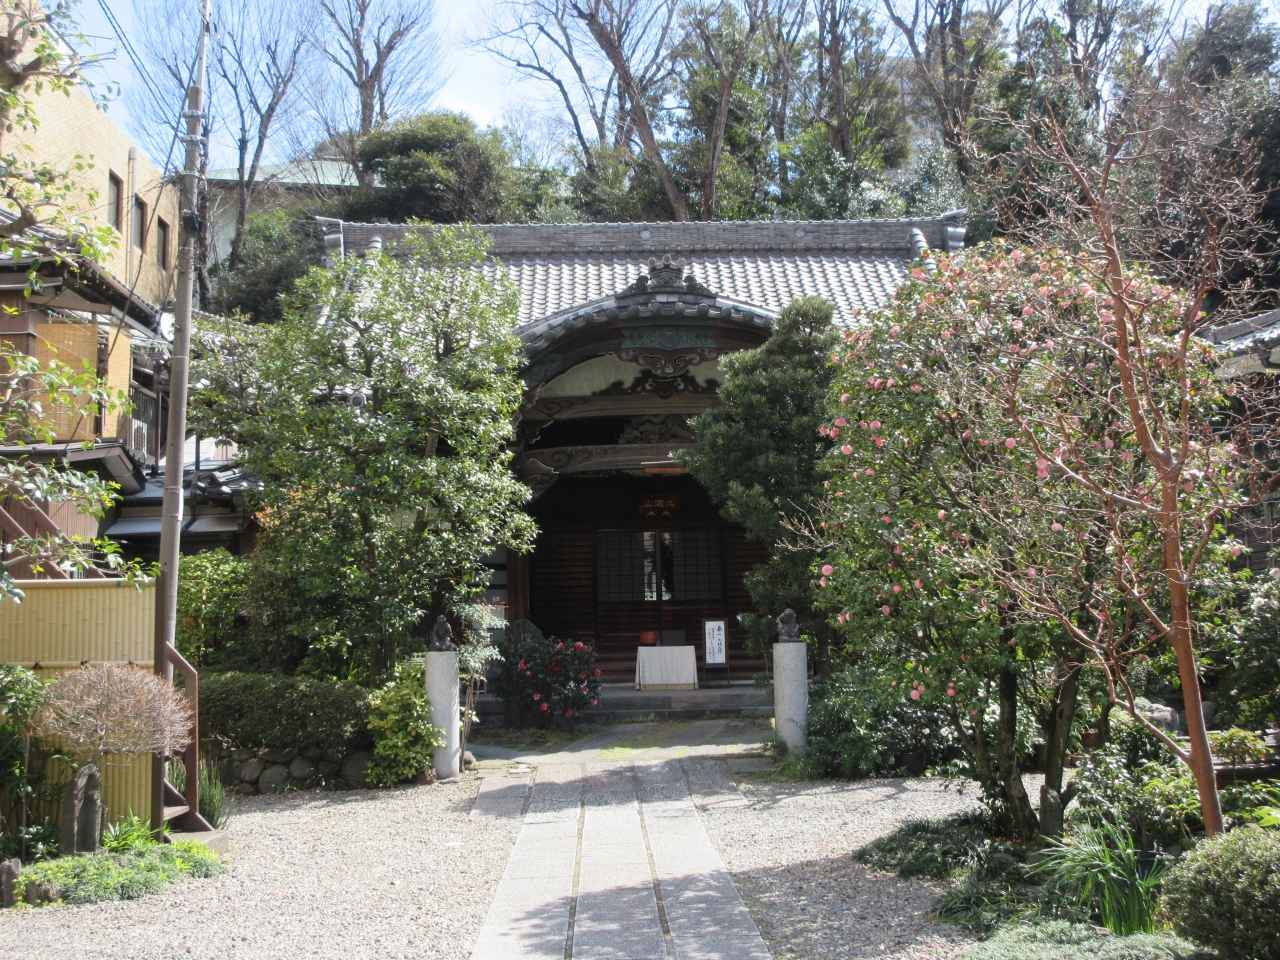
470,756 -> 772,960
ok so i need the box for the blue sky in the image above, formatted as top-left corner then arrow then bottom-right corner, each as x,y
77,0 -> 538,169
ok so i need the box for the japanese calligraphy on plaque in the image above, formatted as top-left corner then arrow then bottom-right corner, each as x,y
704,619 -> 727,665
638,495 -> 680,518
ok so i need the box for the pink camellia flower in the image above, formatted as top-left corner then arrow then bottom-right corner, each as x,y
911,384 -> 923,393
824,480 -> 831,489
865,468 -> 875,476
910,688 -> 921,700
841,444 -> 853,455
1005,437 -> 1017,449
938,510 -> 947,520
831,428 -> 840,439
1037,468 -> 1049,478
874,436 -> 885,447
882,515 -> 892,524
894,545 -> 903,555
914,579 -> 924,589
980,438 -> 989,446
911,268 -> 926,280
941,330 -> 952,340
835,417 -> 847,427
821,564 -> 834,576
1022,305 -> 1033,317
963,429 -> 972,438
893,585 -> 902,593
870,420 -> 881,430
891,680 -> 897,687
886,379 -> 895,388
1230,545 -> 1243,558
881,605 -> 891,615
1037,459 -> 1048,469
1051,522 -> 1064,532
947,688 -> 956,697
1012,320 -> 1025,332
841,393 -> 850,402
819,577 -> 827,587
1086,362 -> 1096,370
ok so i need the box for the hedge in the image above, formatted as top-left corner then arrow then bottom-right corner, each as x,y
199,672 -> 374,756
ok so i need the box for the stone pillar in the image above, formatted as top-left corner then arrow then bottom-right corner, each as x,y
773,642 -> 808,753
425,650 -> 461,779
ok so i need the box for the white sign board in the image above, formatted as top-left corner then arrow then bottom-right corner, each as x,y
704,620 -> 727,665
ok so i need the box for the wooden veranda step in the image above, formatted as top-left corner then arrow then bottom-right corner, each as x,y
163,804 -> 190,821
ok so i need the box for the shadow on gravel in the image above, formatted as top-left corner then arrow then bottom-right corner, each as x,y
733,851 -> 970,959
232,777 -> 482,816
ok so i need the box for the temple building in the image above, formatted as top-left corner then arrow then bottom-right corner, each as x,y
318,216 -> 965,679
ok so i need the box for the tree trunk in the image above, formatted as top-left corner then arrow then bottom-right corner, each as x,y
59,763 -> 105,855
996,667 -> 1039,842
1039,665 -> 1080,837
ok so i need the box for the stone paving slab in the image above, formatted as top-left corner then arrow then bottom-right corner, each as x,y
470,757 -> 771,960
471,773 -> 531,818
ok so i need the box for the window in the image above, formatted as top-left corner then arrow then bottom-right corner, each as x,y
156,218 -> 170,269
595,529 -> 721,602
131,196 -> 147,249
107,173 -> 123,231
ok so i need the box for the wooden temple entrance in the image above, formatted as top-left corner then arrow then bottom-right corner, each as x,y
515,474 -> 768,682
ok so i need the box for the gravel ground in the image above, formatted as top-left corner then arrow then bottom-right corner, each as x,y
0,774 -> 521,960
702,775 -> 985,960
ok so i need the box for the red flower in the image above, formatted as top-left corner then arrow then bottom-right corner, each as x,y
556,642 -> 564,650
593,669 -> 601,677
564,709 -> 572,717
552,663 -> 560,671
540,702 -> 550,713
578,673 -> 586,680
590,698 -> 598,705
517,661 -> 526,670
533,692 -> 541,701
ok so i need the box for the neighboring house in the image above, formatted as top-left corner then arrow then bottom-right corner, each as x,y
205,159 -> 359,265
0,79 -> 182,573
317,215 -> 966,679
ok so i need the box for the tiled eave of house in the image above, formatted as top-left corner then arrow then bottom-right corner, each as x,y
317,215 -> 966,328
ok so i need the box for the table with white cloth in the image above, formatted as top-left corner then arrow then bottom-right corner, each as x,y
634,645 -> 699,690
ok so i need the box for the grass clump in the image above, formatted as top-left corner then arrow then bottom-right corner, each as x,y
962,921 -> 1211,960
1036,821 -> 1168,935
168,760 -> 235,829
15,840 -> 226,905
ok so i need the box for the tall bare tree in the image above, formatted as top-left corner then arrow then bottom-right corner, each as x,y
569,0 -> 689,218
482,0 -> 621,172
310,0 -> 442,185
210,0 -> 310,272
685,1 -> 765,219
882,0 -> 1013,182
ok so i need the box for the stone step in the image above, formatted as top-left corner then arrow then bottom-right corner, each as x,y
168,828 -> 229,855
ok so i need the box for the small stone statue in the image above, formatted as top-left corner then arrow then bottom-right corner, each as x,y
428,615 -> 455,652
777,608 -> 802,643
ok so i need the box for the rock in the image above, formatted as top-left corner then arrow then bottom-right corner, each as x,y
231,748 -> 254,763
411,769 -> 437,785
317,760 -> 339,777
1141,704 -> 1180,732
237,758 -> 264,784
463,751 -> 476,768
258,764 -> 291,794
217,758 -> 237,787
322,749 -> 345,764
1202,701 -> 1218,723
289,757 -> 317,781
260,747 -> 298,765
338,750 -> 372,788
232,783 -> 258,796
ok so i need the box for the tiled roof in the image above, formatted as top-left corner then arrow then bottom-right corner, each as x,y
321,216 -> 963,326
1203,308 -> 1280,356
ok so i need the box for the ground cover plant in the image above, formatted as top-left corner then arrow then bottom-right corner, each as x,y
14,839 -> 225,906
962,921 -> 1211,960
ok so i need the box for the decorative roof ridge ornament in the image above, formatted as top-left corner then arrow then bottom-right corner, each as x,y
616,254 -> 716,304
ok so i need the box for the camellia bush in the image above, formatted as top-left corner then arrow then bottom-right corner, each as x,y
811,243 -> 1254,837
494,620 -> 602,725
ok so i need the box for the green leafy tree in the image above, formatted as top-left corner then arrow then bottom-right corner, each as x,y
175,549 -> 250,669
210,210 -> 325,324
346,112 -> 512,224
680,297 -> 839,663
192,227 -> 536,682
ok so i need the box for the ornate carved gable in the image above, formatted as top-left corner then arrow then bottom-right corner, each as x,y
615,255 -> 717,306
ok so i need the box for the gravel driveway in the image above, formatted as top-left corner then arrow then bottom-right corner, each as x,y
2,723 -> 985,960
0,776 -> 521,960
702,775 -> 982,960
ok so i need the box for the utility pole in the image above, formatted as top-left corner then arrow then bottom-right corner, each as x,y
153,0 -> 212,833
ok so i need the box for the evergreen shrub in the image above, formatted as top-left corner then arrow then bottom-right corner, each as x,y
200,672 -> 373,756
493,622 -> 602,725
1161,826 -> 1280,960
365,663 -> 444,786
